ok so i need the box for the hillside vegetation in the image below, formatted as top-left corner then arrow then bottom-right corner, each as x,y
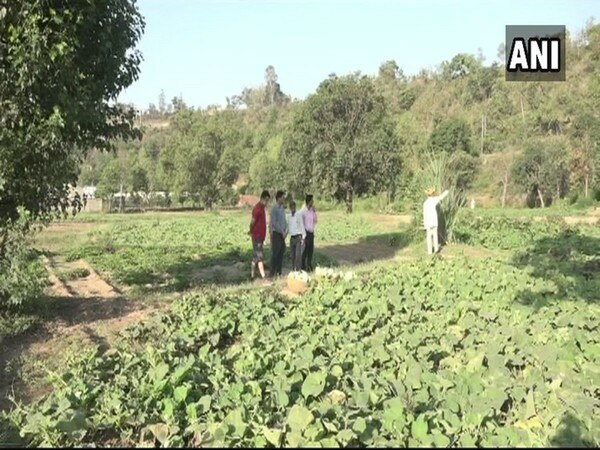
81,22 -> 600,212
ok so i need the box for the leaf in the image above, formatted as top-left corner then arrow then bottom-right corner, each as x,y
411,415 -> 429,440
56,409 -> 88,436
174,385 -> 189,403
320,437 -> 339,447
352,417 -> 367,435
150,363 -> 170,386
336,429 -> 355,443
287,404 -> 314,432
146,423 -> 170,445
286,431 -> 305,447
302,371 -> 326,398
162,398 -> 175,421
331,365 -> 344,379
198,395 -> 211,413
466,352 -> 485,373
186,403 -> 198,422
433,432 -> 451,447
525,390 -> 536,419
224,408 -> 246,437
262,427 -> 282,446
354,390 -> 370,408
382,397 -> 405,432
406,360 -> 423,388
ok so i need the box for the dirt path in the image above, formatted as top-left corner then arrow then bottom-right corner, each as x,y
321,241 -> 400,265
0,256 -> 163,412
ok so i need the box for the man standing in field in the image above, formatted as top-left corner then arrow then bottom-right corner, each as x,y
269,190 -> 288,277
423,187 -> 449,255
249,190 -> 271,282
287,201 -> 306,272
301,194 -> 317,272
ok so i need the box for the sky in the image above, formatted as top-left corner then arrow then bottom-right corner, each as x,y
118,0 -> 599,110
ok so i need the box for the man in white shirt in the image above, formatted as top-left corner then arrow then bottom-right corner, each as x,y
287,201 -> 306,271
423,187 -> 449,255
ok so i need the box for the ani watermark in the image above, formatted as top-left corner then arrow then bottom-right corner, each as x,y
505,25 -> 566,82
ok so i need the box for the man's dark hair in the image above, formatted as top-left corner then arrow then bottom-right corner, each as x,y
305,194 -> 313,204
276,190 -> 286,201
260,190 -> 271,200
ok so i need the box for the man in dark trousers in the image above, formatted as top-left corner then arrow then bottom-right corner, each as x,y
301,194 -> 317,272
287,201 -> 305,272
249,190 -> 271,283
269,190 -> 288,277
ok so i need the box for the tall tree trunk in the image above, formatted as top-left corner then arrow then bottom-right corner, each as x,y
119,184 -> 124,213
0,228 -> 8,262
345,187 -> 353,214
480,115 -> 484,154
585,175 -> 589,198
501,175 -> 508,208
537,188 -> 545,208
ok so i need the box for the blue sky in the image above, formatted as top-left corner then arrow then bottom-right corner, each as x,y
118,0 -> 598,109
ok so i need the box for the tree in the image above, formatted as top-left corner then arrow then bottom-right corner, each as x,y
281,74 -> 399,213
264,65 -> 288,106
569,78 -> 600,197
375,60 -> 414,112
428,119 -> 474,155
441,53 -> 481,80
447,151 -> 480,191
171,95 -> 187,113
496,151 -> 516,208
96,159 -> 126,211
512,138 -> 568,207
158,89 -> 166,114
0,0 -> 144,249
147,103 -> 158,117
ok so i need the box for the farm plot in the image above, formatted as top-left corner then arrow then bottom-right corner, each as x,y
62,212 -> 401,293
6,221 -> 599,448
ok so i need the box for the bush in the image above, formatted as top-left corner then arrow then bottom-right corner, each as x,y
453,211 -> 570,250
574,195 -> 598,210
0,211 -> 47,313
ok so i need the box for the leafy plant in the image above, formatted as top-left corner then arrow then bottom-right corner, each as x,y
8,228 -> 599,447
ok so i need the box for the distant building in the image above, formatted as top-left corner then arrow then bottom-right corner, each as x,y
83,186 -> 97,199
237,194 -> 259,208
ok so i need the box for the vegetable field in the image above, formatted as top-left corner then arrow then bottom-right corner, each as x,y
62,212 -> 396,292
3,213 -> 599,448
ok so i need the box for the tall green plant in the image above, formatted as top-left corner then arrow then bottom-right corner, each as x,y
409,152 -> 466,244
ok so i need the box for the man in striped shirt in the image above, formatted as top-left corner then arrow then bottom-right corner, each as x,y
301,194 -> 317,272
269,190 -> 288,277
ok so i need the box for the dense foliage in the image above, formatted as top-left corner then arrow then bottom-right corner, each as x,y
0,0 -> 145,226
81,21 -> 600,212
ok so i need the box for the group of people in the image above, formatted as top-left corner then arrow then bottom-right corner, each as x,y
248,190 -> 317,282
248,186 -> 450,282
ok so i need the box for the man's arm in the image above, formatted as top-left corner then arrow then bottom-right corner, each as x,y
438,190 -> 450,203
299,214 -> 306,239
282,210 -> 289,237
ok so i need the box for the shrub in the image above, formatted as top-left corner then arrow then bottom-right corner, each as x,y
0,210 -> 47,315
